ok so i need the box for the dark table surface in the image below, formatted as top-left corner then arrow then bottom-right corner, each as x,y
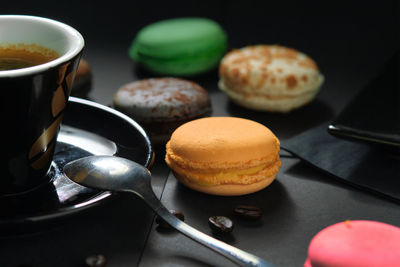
1,1 -> 400,266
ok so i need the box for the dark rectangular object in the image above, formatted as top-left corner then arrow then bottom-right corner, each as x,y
282,123 -> 400,203
328,51 -> 400,147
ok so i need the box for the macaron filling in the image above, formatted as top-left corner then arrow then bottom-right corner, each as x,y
131,45 -> 226,75
165,153 -> 281,186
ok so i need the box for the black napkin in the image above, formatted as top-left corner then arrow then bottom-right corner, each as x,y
281,123 -> 400,203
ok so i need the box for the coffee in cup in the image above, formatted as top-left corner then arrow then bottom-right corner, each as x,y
0,43 -> 59,71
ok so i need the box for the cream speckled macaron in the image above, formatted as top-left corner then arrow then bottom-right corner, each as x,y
218,45 -> 324,112
71,58 -> 92,98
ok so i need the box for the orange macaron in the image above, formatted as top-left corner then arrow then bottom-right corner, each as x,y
165,117 -> 281,196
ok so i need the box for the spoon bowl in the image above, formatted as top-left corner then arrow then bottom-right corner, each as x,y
64,156 -> 150,194
63,155 -> 275,267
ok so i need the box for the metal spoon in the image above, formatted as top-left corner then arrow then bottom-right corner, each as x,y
63,155 -> 275,267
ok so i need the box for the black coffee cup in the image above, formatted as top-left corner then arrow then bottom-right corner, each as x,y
0,15 -> 84,195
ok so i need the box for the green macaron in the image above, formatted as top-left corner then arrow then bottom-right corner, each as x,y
129,17 -> 227,76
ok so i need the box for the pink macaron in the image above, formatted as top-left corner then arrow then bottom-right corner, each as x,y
305,220 -> 400,267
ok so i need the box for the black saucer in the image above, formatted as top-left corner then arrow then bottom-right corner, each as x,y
0,97 -> 153,233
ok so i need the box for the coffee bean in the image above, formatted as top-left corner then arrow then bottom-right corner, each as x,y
85,254 -> 107,267
156,209 -> 184,229
208,216 -> 234,234
234,205 -> 262,220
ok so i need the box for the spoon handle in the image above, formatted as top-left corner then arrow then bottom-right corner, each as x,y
142,192 -> 275,267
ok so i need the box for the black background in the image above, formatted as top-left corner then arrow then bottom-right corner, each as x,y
1,1 -> 400,267
3,1 -> 399,108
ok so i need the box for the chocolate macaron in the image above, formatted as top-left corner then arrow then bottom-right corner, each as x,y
113,78 -> 212,146
71,58 -> 92,98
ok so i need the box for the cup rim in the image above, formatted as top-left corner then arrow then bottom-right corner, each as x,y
0,15 -> 85,78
